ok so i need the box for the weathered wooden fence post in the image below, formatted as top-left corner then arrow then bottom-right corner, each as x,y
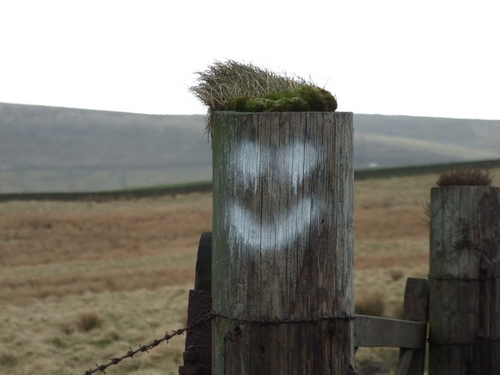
429,186 -> 500,374
212,112 -> 354,375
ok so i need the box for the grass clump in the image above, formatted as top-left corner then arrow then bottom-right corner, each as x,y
389,268 -> 404,282
0,353 -> 18,367
47,337 -> 69,349
355,290 -> 385,317
190,59 -> 336,132
436,167 -> 492,187
75,311 -> 102,332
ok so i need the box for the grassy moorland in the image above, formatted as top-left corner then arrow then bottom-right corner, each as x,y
0,193 -> 212,375
0,168 -> 498,374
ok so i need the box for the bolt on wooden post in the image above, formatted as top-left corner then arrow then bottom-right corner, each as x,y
212,112 -> 354,375
429,186 -> 500,375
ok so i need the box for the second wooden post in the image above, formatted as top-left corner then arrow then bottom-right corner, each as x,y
212,112 -> 354,375
429,186 -> 500,374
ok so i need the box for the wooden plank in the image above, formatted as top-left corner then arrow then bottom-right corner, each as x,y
194,231 -> 212,291
429,187 -> 500,375
354,315 -> 426,349
395,349 -> 415,375
398,278 -> 429,375
212,112 -> 354,375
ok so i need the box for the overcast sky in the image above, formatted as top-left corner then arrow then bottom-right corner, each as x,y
1,0 -> 499,120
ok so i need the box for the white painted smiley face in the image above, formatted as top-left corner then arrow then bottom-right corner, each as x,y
227,140 -> 323,251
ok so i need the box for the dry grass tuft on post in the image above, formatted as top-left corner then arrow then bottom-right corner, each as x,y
423,167 -> 492,227
436,167 -> 492,187
190,59 -> 336,132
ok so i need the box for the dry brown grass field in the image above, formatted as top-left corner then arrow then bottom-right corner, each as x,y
1,169 -> 498,375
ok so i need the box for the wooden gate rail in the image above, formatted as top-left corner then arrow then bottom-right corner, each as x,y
179,232 -> 429,375
355,277 -> 429,375
354,315 -> 426,349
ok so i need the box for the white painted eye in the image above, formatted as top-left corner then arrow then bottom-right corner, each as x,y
285,142 -> 318,192
231,141 -> 261,183
232,140 -> 318,191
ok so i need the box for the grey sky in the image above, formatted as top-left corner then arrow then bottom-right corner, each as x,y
1,0 -> 498,120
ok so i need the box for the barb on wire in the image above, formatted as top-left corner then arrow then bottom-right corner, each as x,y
81,312 -> 215,375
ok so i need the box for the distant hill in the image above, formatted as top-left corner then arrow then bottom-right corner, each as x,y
0,103 -> 209,169
353,114 -> 500,168
1,102 -> 499,192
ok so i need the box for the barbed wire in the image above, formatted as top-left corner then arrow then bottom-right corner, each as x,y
428,336 -> 500,346
213,311 -> 356,325
81,310 -> 355,374
80,312 -> 215,375
428,273 -> 500,281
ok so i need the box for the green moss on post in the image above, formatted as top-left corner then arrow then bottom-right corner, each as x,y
226,85 -> 337,112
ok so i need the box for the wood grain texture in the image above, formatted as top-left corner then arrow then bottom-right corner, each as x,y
354,315 -> 426,349
395,350 -> 414,375
429,187 -> 500,375
194,231 -> 212,291
212,112 -> 354,375
398,278 -> 429,375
